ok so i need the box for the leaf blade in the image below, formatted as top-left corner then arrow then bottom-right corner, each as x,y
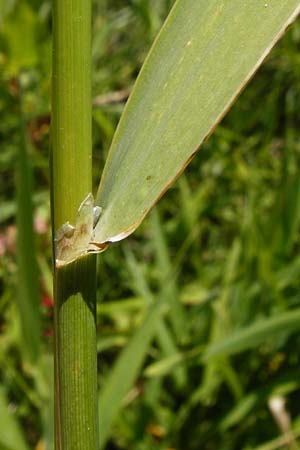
98,296 -> 165,449
95,0 -> 300,243
0,386 -> 30,450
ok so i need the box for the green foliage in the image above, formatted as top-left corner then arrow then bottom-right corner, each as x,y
16,77 -> 41,362
0,386 -> 29,450
95,0 -> 300,245
1,1 -> 300,450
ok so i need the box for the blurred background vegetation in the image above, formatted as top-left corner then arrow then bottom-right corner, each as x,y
1,1 -> 300,449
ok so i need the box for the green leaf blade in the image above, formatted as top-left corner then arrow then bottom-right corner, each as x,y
95,0 -> 300,244
0,386 -> 30,450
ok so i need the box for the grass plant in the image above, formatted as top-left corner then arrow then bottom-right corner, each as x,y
1,2 -> 300,450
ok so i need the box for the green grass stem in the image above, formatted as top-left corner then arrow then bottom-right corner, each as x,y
51,0 -> 98,448
55,256 -> 98,450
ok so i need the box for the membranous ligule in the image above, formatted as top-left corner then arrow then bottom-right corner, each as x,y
55,193 -> 107,266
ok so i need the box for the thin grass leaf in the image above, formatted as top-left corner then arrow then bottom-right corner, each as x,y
97,297 -> 145,317
252,427 -> 300,450
144,308 -> 300,377
98,291 -> 167,449
0,386 -> 29,450
204,308 -> 300,360
16,79 -> 40,362
199,239 -> 242,402
221,372 -> 300,430
125,247 -> 186,387
149,209 -> 187,343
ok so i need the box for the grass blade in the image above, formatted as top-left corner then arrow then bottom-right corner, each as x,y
149,209 -> 187,343
204,308 -> 300,360
98,291 -> 167,449
95,0 -> 300,244
0,386 -> 29,450
144,308 -> 300,376
16,79 -> 40,362
125,247 -> 186,387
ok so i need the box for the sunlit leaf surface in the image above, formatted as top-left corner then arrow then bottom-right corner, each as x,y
94,0 -> 300,244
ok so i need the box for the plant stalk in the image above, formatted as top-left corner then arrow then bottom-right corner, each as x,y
51,0 -> 98,449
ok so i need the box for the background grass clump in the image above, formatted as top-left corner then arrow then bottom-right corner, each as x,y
1,1 -> 300,449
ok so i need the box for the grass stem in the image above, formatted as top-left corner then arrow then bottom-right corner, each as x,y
51,0 -> 98,448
